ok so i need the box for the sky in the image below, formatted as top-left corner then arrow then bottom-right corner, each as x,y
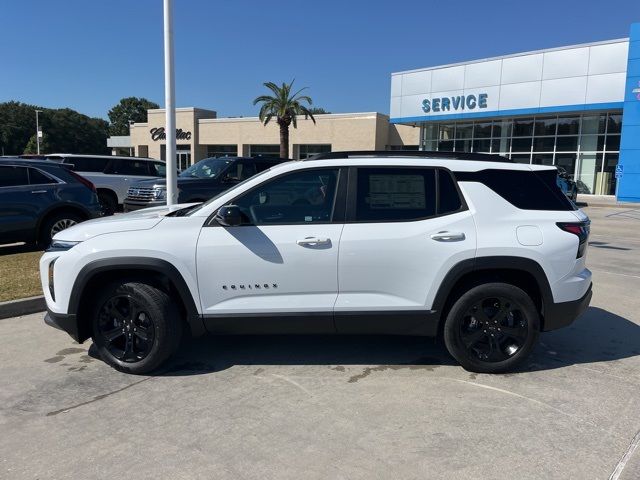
1,0 -> 639,120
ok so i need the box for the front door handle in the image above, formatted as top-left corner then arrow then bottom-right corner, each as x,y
430,231 -> 466,242
297,237 -> 331,247
31,190 -> 47,194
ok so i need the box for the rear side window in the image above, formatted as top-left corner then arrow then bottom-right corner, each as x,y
28,168 -> 56,184
454,169 -> 576,211
438,169 -> 463,214
355,168 -> 436,222
66,157 -> 109,172
0,166 -> 29,187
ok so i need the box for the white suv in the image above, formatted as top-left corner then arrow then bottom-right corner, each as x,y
40,152 -> 592,374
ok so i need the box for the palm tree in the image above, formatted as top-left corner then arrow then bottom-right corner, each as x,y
253,80 -> 316,159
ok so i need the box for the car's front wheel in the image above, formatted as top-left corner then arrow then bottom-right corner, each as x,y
443,283 -> 540,374
91,281 -> 182,374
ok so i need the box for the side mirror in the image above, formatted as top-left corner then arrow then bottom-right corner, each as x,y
215,205 -> 243,227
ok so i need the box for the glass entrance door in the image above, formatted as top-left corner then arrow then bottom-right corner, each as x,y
177,149 -> 191,171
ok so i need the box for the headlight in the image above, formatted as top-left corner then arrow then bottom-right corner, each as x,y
154,187 -> 167,200
47,240 -> 81,251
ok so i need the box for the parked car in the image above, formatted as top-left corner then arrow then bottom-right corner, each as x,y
41,151 -> 592,374
556,166 -> 578,202
42,154 -> 167,215
123,156 -> 284,212
0,158 -> 102,246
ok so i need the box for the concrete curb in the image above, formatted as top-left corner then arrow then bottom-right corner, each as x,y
0,295 -> 46,320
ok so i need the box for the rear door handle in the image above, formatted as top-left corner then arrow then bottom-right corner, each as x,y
31,190 -> 47,194
430,231 -> 466,242
297,237 -> 330,246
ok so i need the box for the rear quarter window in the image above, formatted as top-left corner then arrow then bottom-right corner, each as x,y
454,169 -> 576,211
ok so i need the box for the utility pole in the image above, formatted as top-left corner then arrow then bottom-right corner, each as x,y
35,110 -> 43,155
163,0 -> 177,207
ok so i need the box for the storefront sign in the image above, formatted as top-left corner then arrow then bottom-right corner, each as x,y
150,127 -> 192,141
422,93 -> 488,113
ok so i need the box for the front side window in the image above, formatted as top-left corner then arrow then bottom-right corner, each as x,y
150,162 -> 167,177
0,166 -> 29,187
355,168 -> 436,222
107,159 -> 151,176
67,157 -> 109,172
232,168 -> 339,225
226,162 -> 257,181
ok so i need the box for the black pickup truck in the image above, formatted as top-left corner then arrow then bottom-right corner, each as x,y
123,156 -> 285,212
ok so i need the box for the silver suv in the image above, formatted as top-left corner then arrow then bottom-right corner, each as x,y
46,154 -> 166,214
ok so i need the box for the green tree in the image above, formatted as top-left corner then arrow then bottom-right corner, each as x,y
108,97 -> 160,136
308,107 -> 330,114
23,132 -> 51,154
253,81 -> 316,159
0,102 -> 109,155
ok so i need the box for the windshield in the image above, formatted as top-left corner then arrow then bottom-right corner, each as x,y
186,166 -> 276,216
179,158 -> 233,179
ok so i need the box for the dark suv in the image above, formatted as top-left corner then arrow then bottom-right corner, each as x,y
123,156 -> 284,211
0,158 -> 102,245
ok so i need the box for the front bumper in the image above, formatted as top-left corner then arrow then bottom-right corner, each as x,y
123,199 -> 166,212
44,310 -> 81,342
542,283 -> 592,331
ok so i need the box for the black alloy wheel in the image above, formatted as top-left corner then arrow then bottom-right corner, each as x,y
91,281 -> 182,374
97,294 -> 155,362
443,283 -> 540,373
459,296 -> 528,363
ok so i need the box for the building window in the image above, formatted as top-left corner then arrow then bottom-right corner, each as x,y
418,110 -> 622,195
298,144 -> 332,159
138,145 -> 149,157
387,145 -> 420,151
249,144 -> 281,158
206,145 -> 238,158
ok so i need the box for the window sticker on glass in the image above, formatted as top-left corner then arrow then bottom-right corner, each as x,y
367,175 -> 426,209
305,216 -> 313,222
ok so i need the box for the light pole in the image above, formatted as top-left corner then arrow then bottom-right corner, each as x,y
35,110 -> 43,155
163,0 -> 177,207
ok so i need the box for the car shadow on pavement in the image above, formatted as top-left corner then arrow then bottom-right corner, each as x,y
146,306 -> 640,377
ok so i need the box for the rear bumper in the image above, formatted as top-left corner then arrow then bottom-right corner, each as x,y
542,283 -> 592,331
44,310 -> 81,342
123,199 -> 165,212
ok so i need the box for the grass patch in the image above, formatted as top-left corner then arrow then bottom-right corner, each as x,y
0,251 -> 43,302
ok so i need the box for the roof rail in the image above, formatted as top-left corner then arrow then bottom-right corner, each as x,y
306,150 -> 513,163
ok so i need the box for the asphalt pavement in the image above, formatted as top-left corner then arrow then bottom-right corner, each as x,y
1,206 -> 639,480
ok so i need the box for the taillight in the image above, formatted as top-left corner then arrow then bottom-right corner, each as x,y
557,221 -> 590,258
68,170 -> 96,192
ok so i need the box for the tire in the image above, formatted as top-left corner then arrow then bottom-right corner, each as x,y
98,191 -> 118,216
39,211 -> 83,246
443,283 -> 540,374
91,281 -> 183,374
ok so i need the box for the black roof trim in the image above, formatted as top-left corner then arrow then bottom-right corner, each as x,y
306,150 -> 513,163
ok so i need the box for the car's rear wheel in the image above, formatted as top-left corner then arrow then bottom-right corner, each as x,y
443,283 -> 540,374
98,191 -> 118,216
91,281 -> 182,374
39,211 -> 83,246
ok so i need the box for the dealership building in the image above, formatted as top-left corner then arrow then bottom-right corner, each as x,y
107,109 -> 419,170
391,23 -> 640,202
108,23 -> 640,201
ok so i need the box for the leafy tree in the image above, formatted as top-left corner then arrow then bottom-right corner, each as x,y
108,97 -> 159,136
0,101 -> 109,155
23,132 -> 51,154
308,107 -> 330,114
253,81 -> 316,159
